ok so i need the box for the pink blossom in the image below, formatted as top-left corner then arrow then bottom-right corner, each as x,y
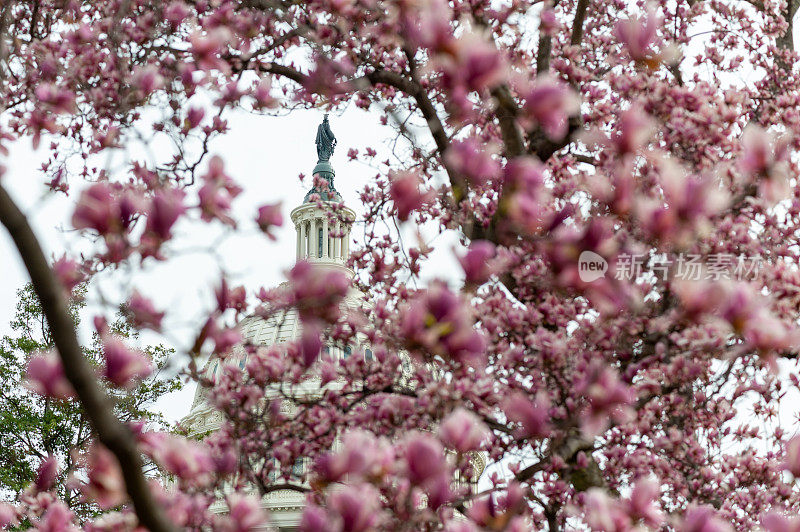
34,455 -> 58,492
84,445 -> 126,509
762,511 -> 800,532
164,2 -> 189,27
739,126 -> 792,202
577,365 -> 634,435
252,79 -> 276,109
327,484 -> 382,532
436,31 -> 507,93
0,504 -> 16,528
288,260 -> 350,322
445,138 -> 501,187
400,282 -> 487,366
626,479 -> 664,528
439,408 -> 489,453
299,505 -> 329,532
314,431 -> 392,483
504,393 -> 550,439
403,432 -> 447,485
25,351 -> 74,400
132,65 -> 162,96
615,8 -> 659,62
71,183 -> 121,235
35,502 -> 79,532
255,202 -> 283,240
198,156 -> 242,226
52,256 -> 85,293
126,290 -> 164,331
389,170 -> 433,221
35,84 -> 77,114
102,336 -> 152,388
189,29 -> 229,73
783,435 -> 800,477
523,76 -> 580,140
226,494 -> 269,531
680,505 -> 732,532
215,278 -> 247,314
202,319 -> 242,355
185,107 -> 205,130
458,241 -> 496,285
142,186 -> 186,250
141,432 -> 215,485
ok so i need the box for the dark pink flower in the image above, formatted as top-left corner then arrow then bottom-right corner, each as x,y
126,290 -> 164,331
523,76 -> 580,140
34,455 -> 58,492
389,171 -> 433,221
215,278 -> 247,314
403,432 -> 447,485
143,186 -> 186,244
198,156 -> 242,226
252,79 -> 276,109
504,393 -> 550,439
35,84 -> 77,114
255,202 -> 283,240
458,241 -> 496,285
400,282 -> 486,366
327,484 -> 381,532
762,511 -> 800,532
26,351 -> 74,400
189,29 -> 229,73
72,183 -> 118,235
439,408 -> 489,453
289,260 -> 350,322
445,138 -> 501,187
102,336 -> 152,388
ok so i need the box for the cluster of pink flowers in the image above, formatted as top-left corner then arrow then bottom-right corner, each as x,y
5,0 -> 800,530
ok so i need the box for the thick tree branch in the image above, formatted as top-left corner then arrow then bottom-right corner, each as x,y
570,0 -> 590,46
0,184 -> 176,532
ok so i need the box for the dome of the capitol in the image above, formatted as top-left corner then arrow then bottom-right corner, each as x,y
180,116 -> 484,531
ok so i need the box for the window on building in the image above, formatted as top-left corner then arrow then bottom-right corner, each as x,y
343,345 -> 352,359
318,227 -> 323,257
365,348 -> 373,361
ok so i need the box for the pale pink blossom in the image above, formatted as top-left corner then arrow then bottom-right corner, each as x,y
25,351 -> 74,400
84,445 -> 126,509
226,494 -> 269,531
102,336 -> 152,388
523,76 -> 580,140
438,408 -> 489,453
255,202 -> 283,239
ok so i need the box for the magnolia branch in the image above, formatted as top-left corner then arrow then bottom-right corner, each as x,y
0,183 -> 177,532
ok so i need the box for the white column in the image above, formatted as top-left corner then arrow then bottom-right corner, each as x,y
296,220 -> 302,259
334,222 -> 341,260
300,220 -> 307,258
322,219 -> 329,258
310,219 -> 316,258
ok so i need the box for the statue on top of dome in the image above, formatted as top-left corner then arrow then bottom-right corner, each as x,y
315,113 -> 337,162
